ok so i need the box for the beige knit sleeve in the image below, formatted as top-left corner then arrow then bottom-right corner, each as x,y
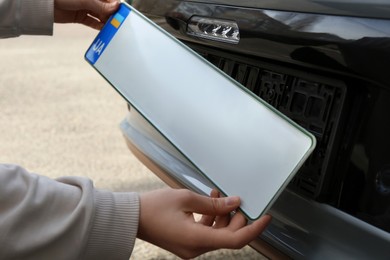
0,164 -> 139,260
82,189 -> 140,259
0,0 -> 54,38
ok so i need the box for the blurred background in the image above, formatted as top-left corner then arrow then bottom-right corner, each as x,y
0,24 -> 265,259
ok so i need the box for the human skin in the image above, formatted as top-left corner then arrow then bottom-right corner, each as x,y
54,0 -> 120,30
138,189 -> 272,259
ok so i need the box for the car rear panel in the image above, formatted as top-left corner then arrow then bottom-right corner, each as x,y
127,0 -> 390,258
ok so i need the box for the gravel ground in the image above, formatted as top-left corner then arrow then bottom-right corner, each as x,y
0,24 -> 266,259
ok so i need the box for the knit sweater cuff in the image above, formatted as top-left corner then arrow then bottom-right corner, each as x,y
84,190 -> 140,260
19,0 -> 54,35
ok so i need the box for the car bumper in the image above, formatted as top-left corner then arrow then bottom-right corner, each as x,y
121,108 -> 390,259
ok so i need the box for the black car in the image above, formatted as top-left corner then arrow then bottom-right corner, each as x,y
121,0 -> 390,258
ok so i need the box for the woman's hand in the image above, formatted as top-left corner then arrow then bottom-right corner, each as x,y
54,0 -> 120,30
138,188 -> 271,259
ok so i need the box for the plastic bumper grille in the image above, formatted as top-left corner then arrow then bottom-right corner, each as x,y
200,51 -> 346,198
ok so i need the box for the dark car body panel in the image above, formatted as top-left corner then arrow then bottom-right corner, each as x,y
126,0 -> 390,258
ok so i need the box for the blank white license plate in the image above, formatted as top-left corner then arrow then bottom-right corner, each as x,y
85,2 -> 316,220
